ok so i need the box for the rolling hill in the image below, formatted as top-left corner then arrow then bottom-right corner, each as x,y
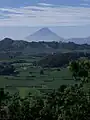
0,36 -> 90,59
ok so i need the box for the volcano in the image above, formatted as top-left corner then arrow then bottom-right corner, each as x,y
26,27 -> 63,42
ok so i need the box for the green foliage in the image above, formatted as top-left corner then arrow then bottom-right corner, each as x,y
0,63 -> 16,75
33,61 -> 37,66
69,59 -> 90,83
0,58 -> 90,119
38,52 -> 90,68
0,85 -> 90,120
0,88 -> 10,104
57,68 -> 61,71
40,69 -> 44,75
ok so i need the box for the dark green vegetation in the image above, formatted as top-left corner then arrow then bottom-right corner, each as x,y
0,52 -> 90,96
0,78 -> 90,119
0,48 -> 90,119
0,59 -> 74,96
38,52 -> 90,67
1,38 -> 90,59
0,63 -> 18,75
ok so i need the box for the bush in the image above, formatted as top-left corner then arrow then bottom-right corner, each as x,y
40,69 -> 44,75
0,84 -> 90,120
0,63 -> 17,75
57,68 -> 60,71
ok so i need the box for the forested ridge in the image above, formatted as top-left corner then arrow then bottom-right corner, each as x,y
38,52 -> 90,67
0,38 -> 90,58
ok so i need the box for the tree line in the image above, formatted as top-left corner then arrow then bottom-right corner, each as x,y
38,52 -> 90,68
0,84 -> 90,120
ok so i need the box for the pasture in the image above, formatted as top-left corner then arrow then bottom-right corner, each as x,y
0,57 -> 80,97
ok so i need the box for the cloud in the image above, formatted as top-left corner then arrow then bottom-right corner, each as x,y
80,3 -> 89,6
80,0 -> 90,7
0,4 -> 90,26
37,3 -> 54,6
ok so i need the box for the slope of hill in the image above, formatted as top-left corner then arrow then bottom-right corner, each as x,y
0,38 -> 90,58
38,52 -> 90,68
65,37 -> 90,44
26,27 -> 64,42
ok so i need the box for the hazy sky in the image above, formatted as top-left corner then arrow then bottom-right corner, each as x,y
0,0 -> 90,40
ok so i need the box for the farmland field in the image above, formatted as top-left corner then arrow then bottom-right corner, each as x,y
0,57 -> 83,97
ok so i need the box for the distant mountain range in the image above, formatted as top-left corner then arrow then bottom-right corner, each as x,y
26,27 -> 90,44
0,37 -> 90,59
66,37 -> 90,45
0,27 -> 90,58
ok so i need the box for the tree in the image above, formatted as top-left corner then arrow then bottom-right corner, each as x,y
69,59 -> 90,83
0,84 -> 90,120
0,63 -> 17,75
33,61 -> 37,66
0,88 -> 11,119
40,69 -> 44,75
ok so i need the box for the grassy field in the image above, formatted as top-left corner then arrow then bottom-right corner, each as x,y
0,57 -> 80,97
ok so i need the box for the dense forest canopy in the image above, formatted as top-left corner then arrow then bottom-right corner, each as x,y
0,83 -> 90,119
38,52 -> 90,68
